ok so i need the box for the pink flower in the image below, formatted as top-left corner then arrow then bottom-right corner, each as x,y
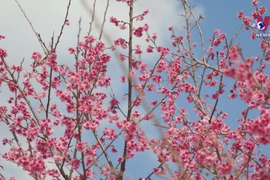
2,138 -> 8,145
76,142 -> 87,152
146,45 -> 153,53
219,33 -> 226,40
117,156 -> 124,163
111,147 -> 118,153
143,24 -> 149,31
65,20 -> 70,26
258,6 -> 266,15
152,33 -> 157,40
135,45 -> 142,54
110,16 -> 119,26
134,27 -> 143,37
218,162 -> 232,175
71,159 -> 80,169
214,29 -> 220,35
84,35 -> 96,43
157,46 -> 170,56
252,0 -> 259,6
68,47 -> 75,54
120,75 -> 126,83
119,24 -> 127,30
83,120 -> 100,130
0,48 -> 7,58
114,38 -> 127,49
237,10 -> 244,19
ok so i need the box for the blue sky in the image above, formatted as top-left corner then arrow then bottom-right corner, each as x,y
0,0 -> 270,179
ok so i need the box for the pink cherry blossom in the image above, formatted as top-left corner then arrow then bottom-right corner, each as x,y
0,1 -> 270,180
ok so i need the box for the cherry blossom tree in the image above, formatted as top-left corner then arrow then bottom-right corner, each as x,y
0,0 -> 270,179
